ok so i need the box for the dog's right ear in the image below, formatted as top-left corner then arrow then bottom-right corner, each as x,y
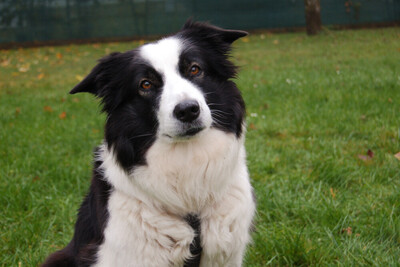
70,52 -> 122,95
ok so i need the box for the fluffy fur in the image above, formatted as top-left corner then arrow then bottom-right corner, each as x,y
43,21 -> 255,267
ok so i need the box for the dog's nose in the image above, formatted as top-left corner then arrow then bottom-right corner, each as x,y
173,100 -> 200,123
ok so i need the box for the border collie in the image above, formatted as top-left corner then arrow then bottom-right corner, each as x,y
43,21 -> 255,267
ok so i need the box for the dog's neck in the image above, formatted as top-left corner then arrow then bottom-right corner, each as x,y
99,128 -> 246,215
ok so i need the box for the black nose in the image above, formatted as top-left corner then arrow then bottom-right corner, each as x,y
173,100 -> 200,123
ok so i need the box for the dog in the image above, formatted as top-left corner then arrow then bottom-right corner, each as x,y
43,20 -> 255,267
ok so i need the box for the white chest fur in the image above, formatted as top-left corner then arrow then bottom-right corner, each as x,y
95,129 -> 255,266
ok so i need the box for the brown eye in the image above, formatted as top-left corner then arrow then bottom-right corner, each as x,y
190,65 -> 201,76
140,80 -> 152,90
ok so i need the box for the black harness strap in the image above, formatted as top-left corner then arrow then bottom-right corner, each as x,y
183,214 -> 202,267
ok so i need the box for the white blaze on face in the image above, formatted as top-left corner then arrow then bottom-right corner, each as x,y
139,37 -> 212,140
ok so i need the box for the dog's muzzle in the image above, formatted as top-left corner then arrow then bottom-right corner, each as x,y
173,100 -> 200,123
173,100 -> 205,137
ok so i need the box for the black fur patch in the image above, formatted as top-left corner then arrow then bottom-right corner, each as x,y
183,214 -> 202,267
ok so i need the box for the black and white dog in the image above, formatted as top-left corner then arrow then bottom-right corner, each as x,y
43,21 -> 255,267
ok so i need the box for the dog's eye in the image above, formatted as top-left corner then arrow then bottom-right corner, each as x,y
189,65 -> 201,76
140,80 -> 152,90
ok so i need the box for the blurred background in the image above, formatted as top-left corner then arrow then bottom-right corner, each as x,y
1,0 -> 399,47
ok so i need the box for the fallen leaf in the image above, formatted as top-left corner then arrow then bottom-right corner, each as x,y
329,188 -> 336,199
273,39 -> 279,45
249,123 -> 257,130
73,98 -> 80,103
358,155 -> 370,162
56,52 -> 63,59
37,73 -> 45,80
15,107 -> 21,115
92,43 -> 100,48
43,106 -> 53,112
367,149 -> 374,158
388,98 -> 393,103
241,37 -> 250,43
341,227 -> 352,235
261,103 -> 269,110
358,149 -> 373,162
18,63 -> 30,72
59,111 -> 67,119
1,59 -> 10,67
360,115 -> 366,120
394,152 -> 400,161
75,75 -> 83,81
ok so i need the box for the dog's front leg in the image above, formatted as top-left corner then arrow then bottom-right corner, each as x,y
200,178 -> 255,267
95,191 -> 195,267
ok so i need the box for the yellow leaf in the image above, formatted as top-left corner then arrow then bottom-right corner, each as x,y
59,111 -> 67,119
75,75 -> 83,81
44,106 -> 53,112
273,39 -> 279,45
37,73 -> 45,80
1,59 -> 10,67
329,188 -> 336,199
56,52 -> 63,59
241,37 -> 250,43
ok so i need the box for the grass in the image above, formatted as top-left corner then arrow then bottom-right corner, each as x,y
1,27 -> 399,266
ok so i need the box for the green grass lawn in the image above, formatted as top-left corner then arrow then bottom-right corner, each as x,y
1,27 -> 399,266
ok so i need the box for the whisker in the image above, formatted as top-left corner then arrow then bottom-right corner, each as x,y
211,117 -> 230,126
203,92 -> 216,96
128,133 -> 154,140
211,113 -> 225,119
211,109 -> 232,115
208,103 -> 225,107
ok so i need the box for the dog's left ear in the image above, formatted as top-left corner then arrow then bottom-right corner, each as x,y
70,52 -> 123,95
181,20 -> 248,45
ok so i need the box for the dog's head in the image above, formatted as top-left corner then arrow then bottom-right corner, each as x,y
71,21 -> 247,170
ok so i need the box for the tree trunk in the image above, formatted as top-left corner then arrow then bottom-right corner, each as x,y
304,0 -> 321,35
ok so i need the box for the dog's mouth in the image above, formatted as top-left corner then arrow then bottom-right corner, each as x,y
163,126 -> 205,140
181,126 -> 204,137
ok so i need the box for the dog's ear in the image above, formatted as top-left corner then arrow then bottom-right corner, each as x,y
70,52 -> 122,95
181,20 -> 248,44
